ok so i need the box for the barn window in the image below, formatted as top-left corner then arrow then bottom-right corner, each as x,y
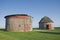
19,25 -> 21,27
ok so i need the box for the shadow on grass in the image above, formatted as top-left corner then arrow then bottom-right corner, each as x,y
0,29 -> 6,31
38,31 -> 60,35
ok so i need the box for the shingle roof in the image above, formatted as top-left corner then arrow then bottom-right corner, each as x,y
39,16 -> 53,23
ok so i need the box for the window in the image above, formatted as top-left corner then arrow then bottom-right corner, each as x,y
19,25 -> 21,27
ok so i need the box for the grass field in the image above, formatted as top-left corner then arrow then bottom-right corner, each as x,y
0,29 -> 60,40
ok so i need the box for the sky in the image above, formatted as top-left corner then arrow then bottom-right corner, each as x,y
0,0 -> 60,28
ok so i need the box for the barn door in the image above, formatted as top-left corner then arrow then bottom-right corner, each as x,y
46,25 -> 49,29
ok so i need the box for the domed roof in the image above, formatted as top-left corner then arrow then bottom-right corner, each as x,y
39,16 -> 53,23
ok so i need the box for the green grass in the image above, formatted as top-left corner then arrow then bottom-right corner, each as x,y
0,29 -> 60,40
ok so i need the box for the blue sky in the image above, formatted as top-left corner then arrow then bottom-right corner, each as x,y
0,0 -> 60,28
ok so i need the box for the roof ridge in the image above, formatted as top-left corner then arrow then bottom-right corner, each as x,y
39,16 -> 53,23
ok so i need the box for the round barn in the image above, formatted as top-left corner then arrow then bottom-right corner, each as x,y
39,16 -> 54,30
5,14 -> 32,32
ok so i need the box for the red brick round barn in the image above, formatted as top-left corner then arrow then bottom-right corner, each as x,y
5,14 -> 32,32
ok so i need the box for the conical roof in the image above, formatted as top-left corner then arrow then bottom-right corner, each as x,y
39,16 -> 53,23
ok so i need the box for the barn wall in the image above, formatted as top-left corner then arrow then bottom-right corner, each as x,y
5,16 -> 32,32
46,23 -> 54,30
44,23 -> 54,30
39,22 -> 44,29
39,22 -> 54,30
